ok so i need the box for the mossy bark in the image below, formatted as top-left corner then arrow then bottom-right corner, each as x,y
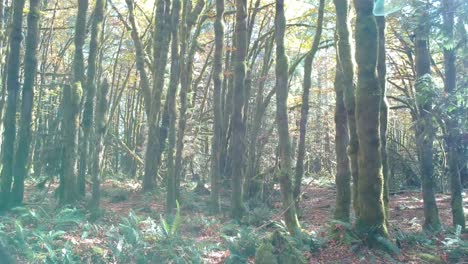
125,0 -> 151,116
275,0 -> 301,236
90,79 -> 109,212
0,0 -> 26,210
333,58 -> 351,222
142,0 -> 172,192
74,0 -> 88,198
376,16 -> 390,222
79,0 -> 105,198
11,0 -> 40,206
294,0 -> 325,211
245,38 -> 274,200
414,16 -> 441,232
442,0 -> 465,230
333,0 -> 359,218
175,0 -> 205,200
211,0 -> 224,212
231,0 -> 248,220
165,0 -> 181,213
73,0 -> 88,84
353,0 -> 388,238
60,83 -> 82,205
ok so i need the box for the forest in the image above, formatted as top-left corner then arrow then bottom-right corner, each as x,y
0,0 -> 466,263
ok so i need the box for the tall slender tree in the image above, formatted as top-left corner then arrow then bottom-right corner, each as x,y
60,83 -> 82,205
87,0 -> 106,212
75,0 -> 89,197
334,0 -> 359,218
166,0 -> 181,212
175,0 -> 205,198
275,0 -> 301,236
124,0 -> 151,116
80,0 -> 105,199
354,0 -> 387,238
333,58 -> 351,222
231,0 -> 248,219
211,0 -> 225,212
0,0 -> 26,210
90,79 -> 110,212
294,0 -> 325,210
376,16 -> 390,221
442,0 -> 465,230
11,0 -> 41,206
414,7 -> 441,231
142,0 -> 171,192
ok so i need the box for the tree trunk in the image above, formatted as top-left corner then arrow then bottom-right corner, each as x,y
175,0 -> 205,200
0,0 -> 26,210
166,0 -> 181,213
75,0 -> 89,196
142,0 -> 171,192
11,0 -> 41,206
442,0 -> 465,230
376,16 -> 389,222
275,0 -> 301,236
211,0 -> 224,212
354,0 -> 388,238
294,0 -> 325,211
414,12 -> 441,232
79,0 -> 105,198
334,0 -> 359,218
90,79 -> 109,213
333,56 -> 351,222
60,83 -> 82,205
230,0 -> 248,219
245,38 -> 274,200
124,0 -> 151,117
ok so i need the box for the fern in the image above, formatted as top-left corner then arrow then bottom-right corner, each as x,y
160,200 -> 181,239
53,207 -> 85,229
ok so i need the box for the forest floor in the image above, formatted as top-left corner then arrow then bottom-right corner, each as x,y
1,179 -> 467,264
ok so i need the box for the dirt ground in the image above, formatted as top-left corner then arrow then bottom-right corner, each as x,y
15,181 -> 468,263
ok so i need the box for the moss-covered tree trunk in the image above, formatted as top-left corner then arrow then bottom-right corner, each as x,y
11,0 -> 41,206
442,0 -> 465,230
60,83 -> 82,205
334,0 -> 359,218
79,0 -> 105,198
175,0 -> 205,200
414,14 -> 441,232
333,57 -> 351,222
230,0 -> 248,220
90,79 -> 109,212
165,0 -> 181,213
275,0 -> 301,236
354,0 -> 388,238
294,0 -> 325,211
142,0 -> 171,192
0,0 -> 26,210
245,38 -> 274,200
376,16 -> 389,221
211,0 -> 224,212
75,0 -> 89,197
125,0 -> 151,117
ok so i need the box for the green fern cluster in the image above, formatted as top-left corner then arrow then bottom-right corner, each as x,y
105,203 -> 202,264
0,206 -> 84,263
